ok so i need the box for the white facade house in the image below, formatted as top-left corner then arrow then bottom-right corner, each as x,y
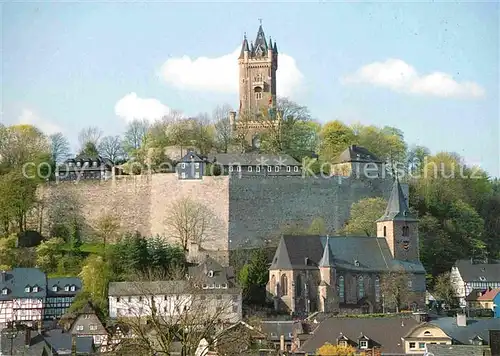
451,260 -> 500,306
108,256 -> 243,325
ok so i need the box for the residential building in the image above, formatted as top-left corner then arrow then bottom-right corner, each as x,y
475,288 -> 500,317
267,178 -> 426,314
450,259 -> 500,307
44,277 -> 82,320
69,302 -> 109,351
258,320 -> 312,354
425,344 -> 492,356
0,326 -> 94,355
430,314 -> 500,348
0,269 -> 81,328
108,256 -> 242,324
331,145 -> 385,178
209,153 -> 302,177
297,314 -> 451,355
56,154 -> 118,181
0,269 -> 46,327
176,150 -> 208,180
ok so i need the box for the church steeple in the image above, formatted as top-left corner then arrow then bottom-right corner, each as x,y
319,235 -> 334,267
377,178 -> 417,222
239,34 -> 250,59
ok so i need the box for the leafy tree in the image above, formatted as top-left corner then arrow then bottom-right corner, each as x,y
343,197 -> 387,236
316,343 -> 356,356
79,142 -> 99,157
308,217 -> 327,235
381,267 -> 412,312
213,104 -> 234,153
433,272 -> 458,308
0,124 -> 50,170
79,255 -> 110,313
95,213 -> 120,251
36,237 -> 65,273
319,120 -> 356,163
238,248 -> 269,304
123,119 -> 150,156
0,234 -> 18,270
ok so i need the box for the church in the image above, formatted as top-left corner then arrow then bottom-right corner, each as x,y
266,178 -> 427,315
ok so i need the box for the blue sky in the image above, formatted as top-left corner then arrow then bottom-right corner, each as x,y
1,1 -> 499,176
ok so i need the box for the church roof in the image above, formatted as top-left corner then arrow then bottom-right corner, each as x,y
253,24 -> 268,56
239,35 -> 250,59
318,235 -> 334,267
270,235 -> 425,274
377,178 -> 418,222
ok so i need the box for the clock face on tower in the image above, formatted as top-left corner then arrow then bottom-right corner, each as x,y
400,239 -> 410,251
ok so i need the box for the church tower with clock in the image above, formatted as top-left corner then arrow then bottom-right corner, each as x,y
238,21 -> 278,114
376,178 -> 420,262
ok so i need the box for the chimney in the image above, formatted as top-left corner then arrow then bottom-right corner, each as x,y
0,270 -> 6,282
38,320 -> 42,334
24,328 -> 31,347
489,330 -> 500,356
280,334 -> 285,352
457,313 -> 467,327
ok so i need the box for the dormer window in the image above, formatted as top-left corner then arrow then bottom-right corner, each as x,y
25,286 -> 31,293
69,162 -> 74,167
70,285 -> 76,292
294,166 -> 299,172
267,165 -> 272,172
470,335 -> 483,345
1,288 -> 8,295
287,166 -> 291,172
64,285 -> 70,292
479,276 -> 486,281
76,162 -> 81,167
221,283 -> 227,289
359,340 -> 368,349
208,270 -> 214,278
52,286 -> 58,292
354,260 -> 360,267
32,286 -> 38,293
256,166 -> 261,172
93,161 -> 98,167
202,284 -> 208,289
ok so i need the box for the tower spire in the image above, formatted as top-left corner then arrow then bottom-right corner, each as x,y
319,235 -> 334,267
377,178 -> 417,222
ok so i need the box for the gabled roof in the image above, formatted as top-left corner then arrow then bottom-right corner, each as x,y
259,320 -> 309,341
465,289 -> 485,301
334,145 -> 383,164
269,235 -> 425,274
179,150 -> 207,163
0,268 -> 47,300
430,317 -> 500,345
477,288 -> 500,301
188,255 -> 237,287
426,344 -> 489,356
299,316 -> 420,354
47,277 -> 82,296
454,259 -> 500,282
377,178 -> 417,222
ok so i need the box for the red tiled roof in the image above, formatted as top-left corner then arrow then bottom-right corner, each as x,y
477,288 -> 500,301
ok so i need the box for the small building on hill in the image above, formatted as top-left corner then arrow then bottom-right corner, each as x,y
331,145 -> 385,178
209,153 -> 302,177
267,178 -> 426,315
56,154 -> 119,181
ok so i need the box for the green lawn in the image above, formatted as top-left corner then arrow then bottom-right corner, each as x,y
61,242 -> 105,255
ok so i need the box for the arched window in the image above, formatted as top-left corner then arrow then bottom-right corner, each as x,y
338,276 -> 345,302
280,274 -> 288,296
270,275 -> 276,294
296,274 -> 303,297
375,276 -> 380,303
383,226 -> 387,237
402,226 -> 409,237
358,276 -> 365,299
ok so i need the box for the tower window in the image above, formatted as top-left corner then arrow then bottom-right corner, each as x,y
375,277 -> 380,303
255,92 -> 263,100
358,276 -> 364,299
402,226 -> 409,236
383,226 -> 387,237
338,276 -> 345,301
280,274 -> 288,296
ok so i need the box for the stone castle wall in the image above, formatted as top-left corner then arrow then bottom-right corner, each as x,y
41,174 -> 406,252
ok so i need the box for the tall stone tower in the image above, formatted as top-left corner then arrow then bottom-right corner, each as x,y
376,178 -> 420,262
238,22 -> 278,116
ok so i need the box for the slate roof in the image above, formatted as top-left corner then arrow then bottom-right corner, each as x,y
377,178 -> 417,222
0,268 -> 47,300
179,150 -> 208,163
270,235 -> 425,274
239,35 -> 250,59
454,259 -> 500,282
318,236 -> 334,267
477,288 -> 500,301
209,153 -> 301,167
47,277 -> 82,297
466,289 -> 485,302
299,316 -> 420,354
426,344 -> 490,356
108,280 -> 241,296
252,24 -> 269,57
44,328 -> 94,354
188,256 -> 238,287
259,321 -> 309,342
334,145 -> 383,164
430,317 -> 500,345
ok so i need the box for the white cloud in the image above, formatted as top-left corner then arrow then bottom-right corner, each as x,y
159,47 -> 303,98
114,92 -> 171,123
343,59 -> 485,99
18,109 -> 61,135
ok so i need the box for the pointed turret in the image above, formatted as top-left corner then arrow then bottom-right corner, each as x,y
273,41 -> 278,54
239,34 -> 250,59
377,178 -> 417,222
319,235 -> 334,267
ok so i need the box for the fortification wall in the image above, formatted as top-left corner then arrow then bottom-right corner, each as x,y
149,174 -> 230,251
227,176 -> 396,248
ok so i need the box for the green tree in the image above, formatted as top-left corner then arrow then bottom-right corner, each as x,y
238,248 -> 269,305
316,343 -> 356,356
381,267 -> 412,313
0,234 -> 18,270
343,197 -> 387,236
36,237 -> 65,273
319,120 -> 356,163
433,272 -> 458,308
79,255 -> 110,312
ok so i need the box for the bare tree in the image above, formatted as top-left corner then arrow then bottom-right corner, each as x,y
95,213 -> 121,251
109,271 -> 242,356
78,126 -> 103,150
191,113 -> 215,155
49,132 -> 70,164
213,104 -> 234,153
381,266 -> 413,313
123,119 -> 150,154
99,135 -> 124,163
165,197 -> 215,251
